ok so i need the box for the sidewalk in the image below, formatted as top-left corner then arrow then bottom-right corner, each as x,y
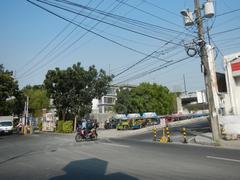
194,132 -> 240,149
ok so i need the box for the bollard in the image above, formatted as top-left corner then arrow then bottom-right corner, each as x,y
23,126 -> 28,135
166,126 -> 171,142
182,127 -> 187,143
29,126 -> 33,135
153,126 -> 157,141
159,127 -> 168,143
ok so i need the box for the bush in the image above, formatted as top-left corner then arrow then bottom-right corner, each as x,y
62,121 -> 73,133
38,121 -> 42,131
56,120 -> 64,133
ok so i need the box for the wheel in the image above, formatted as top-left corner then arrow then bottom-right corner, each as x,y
75,134 -> 83,142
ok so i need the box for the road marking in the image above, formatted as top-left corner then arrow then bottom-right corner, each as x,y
206,156 -> 240,163
101,142 -> 129,148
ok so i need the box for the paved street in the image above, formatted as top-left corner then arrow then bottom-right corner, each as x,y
0,132 -> 240,180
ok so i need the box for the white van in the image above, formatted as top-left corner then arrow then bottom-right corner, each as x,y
0,119 -> 13,134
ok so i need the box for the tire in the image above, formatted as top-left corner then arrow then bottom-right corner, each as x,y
75,134 -> 83,142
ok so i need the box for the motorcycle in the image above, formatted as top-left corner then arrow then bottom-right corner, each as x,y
75,128 -> 98,142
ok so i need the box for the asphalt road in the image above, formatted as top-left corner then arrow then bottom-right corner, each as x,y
0,131 -> 240,180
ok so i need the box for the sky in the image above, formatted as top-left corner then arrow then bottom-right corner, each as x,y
1,0 -> 240,92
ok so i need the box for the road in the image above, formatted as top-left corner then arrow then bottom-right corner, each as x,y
0,132 -> 240,180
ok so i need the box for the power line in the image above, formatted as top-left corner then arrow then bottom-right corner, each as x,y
21,0 -> 128,80
115,0 -> 182,28
216,8 -> 240,17
18,0 -> 102,79
34,0 -> 189,45
142,0 -> 181,18
212,26 -> 240,36
16,0 -> 90,74
113,56 -> 192,85
113,31 -> 186,78
26,0 -> 185,61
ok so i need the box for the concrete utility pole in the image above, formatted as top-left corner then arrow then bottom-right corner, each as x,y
194,0 -> 220,144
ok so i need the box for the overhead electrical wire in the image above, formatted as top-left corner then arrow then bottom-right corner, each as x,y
34,0 -> 193,42
142,0 -> 181,18
113,56 -> 192,85
216,8 -> 240,17
16,1 -> 93,75
113,31 -> 186,78
18,0 -> 98,79
113,48 -> 183,81
212,26 -> 240,36
115,0 -> 182,28
21,0 -> 126,80
27,0 -> 185,62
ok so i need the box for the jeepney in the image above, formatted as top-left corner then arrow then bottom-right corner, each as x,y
127,113 -> 143,129
116,114 -> 130,130
142,112 -> 159,125
104,114 -> 126,129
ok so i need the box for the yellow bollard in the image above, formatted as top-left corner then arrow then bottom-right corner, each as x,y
166,126 -> 171,142
29,126 -> 33,135
23,126 -> 28,135
153,126 -> 157,141
182,127 -> 187,143
160,127 -> 168,143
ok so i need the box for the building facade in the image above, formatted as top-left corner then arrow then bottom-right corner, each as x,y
224,52 -> 240,115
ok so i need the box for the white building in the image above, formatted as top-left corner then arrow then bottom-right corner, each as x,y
92,85 -> 134,114
223,52 -> 240,115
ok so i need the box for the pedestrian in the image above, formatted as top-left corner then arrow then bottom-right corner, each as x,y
16,121 -> 23,134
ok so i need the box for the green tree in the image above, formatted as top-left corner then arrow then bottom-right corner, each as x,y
114,88 -> 132,114
22,85 -> 50,117
115,83 -> 177,115
44,62 -> 112,130
0,64 -> 24,116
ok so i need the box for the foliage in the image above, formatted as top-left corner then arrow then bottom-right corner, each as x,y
44,62 -> 112,120
62,121 -> 73,133
56,120 -> 64,133
115,83 -> 177,115
22,85 -> 50,117
0,64 -> 25,116
114,88 -> 132,114
38,120 -> 42,131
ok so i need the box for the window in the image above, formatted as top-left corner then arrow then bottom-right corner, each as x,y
0,121 -> 12,127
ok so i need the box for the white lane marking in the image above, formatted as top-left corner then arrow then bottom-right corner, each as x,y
206,155 -> 240,163
101,142 -> 129,148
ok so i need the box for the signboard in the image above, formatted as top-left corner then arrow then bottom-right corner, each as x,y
231,60 -> 240,77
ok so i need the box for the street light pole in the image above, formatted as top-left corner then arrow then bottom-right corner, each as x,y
194,0 -> 220,144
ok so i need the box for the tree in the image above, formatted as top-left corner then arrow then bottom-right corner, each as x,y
22,85 -> 50,117
114,88 -> 132,113
0,64 -> 24,116
44,62 -> 112,130
115,83 -> 177,115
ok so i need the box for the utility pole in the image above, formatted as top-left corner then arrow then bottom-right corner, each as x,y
181,0 -> 220,144
183,74 -> 187,95
194,0 -> 220,144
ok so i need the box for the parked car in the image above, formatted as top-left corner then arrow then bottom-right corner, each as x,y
0,119 -> 14,135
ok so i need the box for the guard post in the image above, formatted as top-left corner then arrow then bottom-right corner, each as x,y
166,126 -> 171,142
159,127 -> 168,143
153,125 -> 157,141
182,127 -> 187,143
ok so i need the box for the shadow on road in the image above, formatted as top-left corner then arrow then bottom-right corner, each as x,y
50,158 -> 138,180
